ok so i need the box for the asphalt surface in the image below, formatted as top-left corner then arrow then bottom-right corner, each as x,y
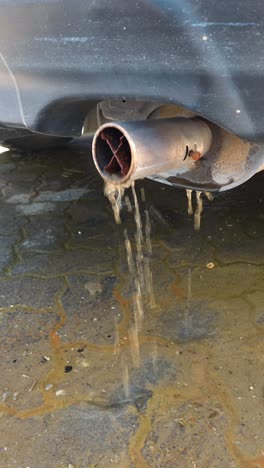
0,142 -> 264,468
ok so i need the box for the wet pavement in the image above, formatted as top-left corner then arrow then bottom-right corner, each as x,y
0,141 -> 264,468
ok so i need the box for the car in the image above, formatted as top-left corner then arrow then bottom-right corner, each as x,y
1,0 -> 264,192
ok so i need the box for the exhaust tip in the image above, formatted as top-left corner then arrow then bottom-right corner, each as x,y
93,126 -> 132,183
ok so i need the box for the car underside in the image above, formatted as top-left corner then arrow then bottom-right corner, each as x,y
1,0 -> 264,192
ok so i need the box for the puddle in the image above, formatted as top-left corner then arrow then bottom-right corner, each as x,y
0,146 -> 263,467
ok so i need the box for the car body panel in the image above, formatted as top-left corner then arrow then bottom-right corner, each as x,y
0,0 -> 264,142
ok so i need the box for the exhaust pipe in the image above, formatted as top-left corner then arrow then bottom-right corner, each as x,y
92,118 -> 213,185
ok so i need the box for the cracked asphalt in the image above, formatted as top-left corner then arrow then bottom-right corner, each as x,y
0,141 -> 264,468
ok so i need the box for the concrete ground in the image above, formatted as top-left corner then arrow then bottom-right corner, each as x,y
0,142 -> 263,468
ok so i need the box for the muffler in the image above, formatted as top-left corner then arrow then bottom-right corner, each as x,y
92,118 -> 213,185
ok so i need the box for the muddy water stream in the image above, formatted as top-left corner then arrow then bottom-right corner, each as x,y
105,181 -> 156,395
186,189 -> 214,230
104,180 -> 213,400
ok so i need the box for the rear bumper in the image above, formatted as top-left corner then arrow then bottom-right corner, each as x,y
0,0 -> 264,141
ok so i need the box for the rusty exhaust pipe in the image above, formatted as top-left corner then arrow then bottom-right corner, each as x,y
92,118 -> 213,185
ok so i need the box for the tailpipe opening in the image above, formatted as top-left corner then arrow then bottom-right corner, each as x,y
95,128 -> 132,181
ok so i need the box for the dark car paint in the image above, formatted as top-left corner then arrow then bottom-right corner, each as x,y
0,0 -> 263,143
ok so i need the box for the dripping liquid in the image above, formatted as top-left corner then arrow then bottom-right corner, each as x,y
104,180 -> 155,396
105,181 -> 212,397
186,189 -> 213,230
